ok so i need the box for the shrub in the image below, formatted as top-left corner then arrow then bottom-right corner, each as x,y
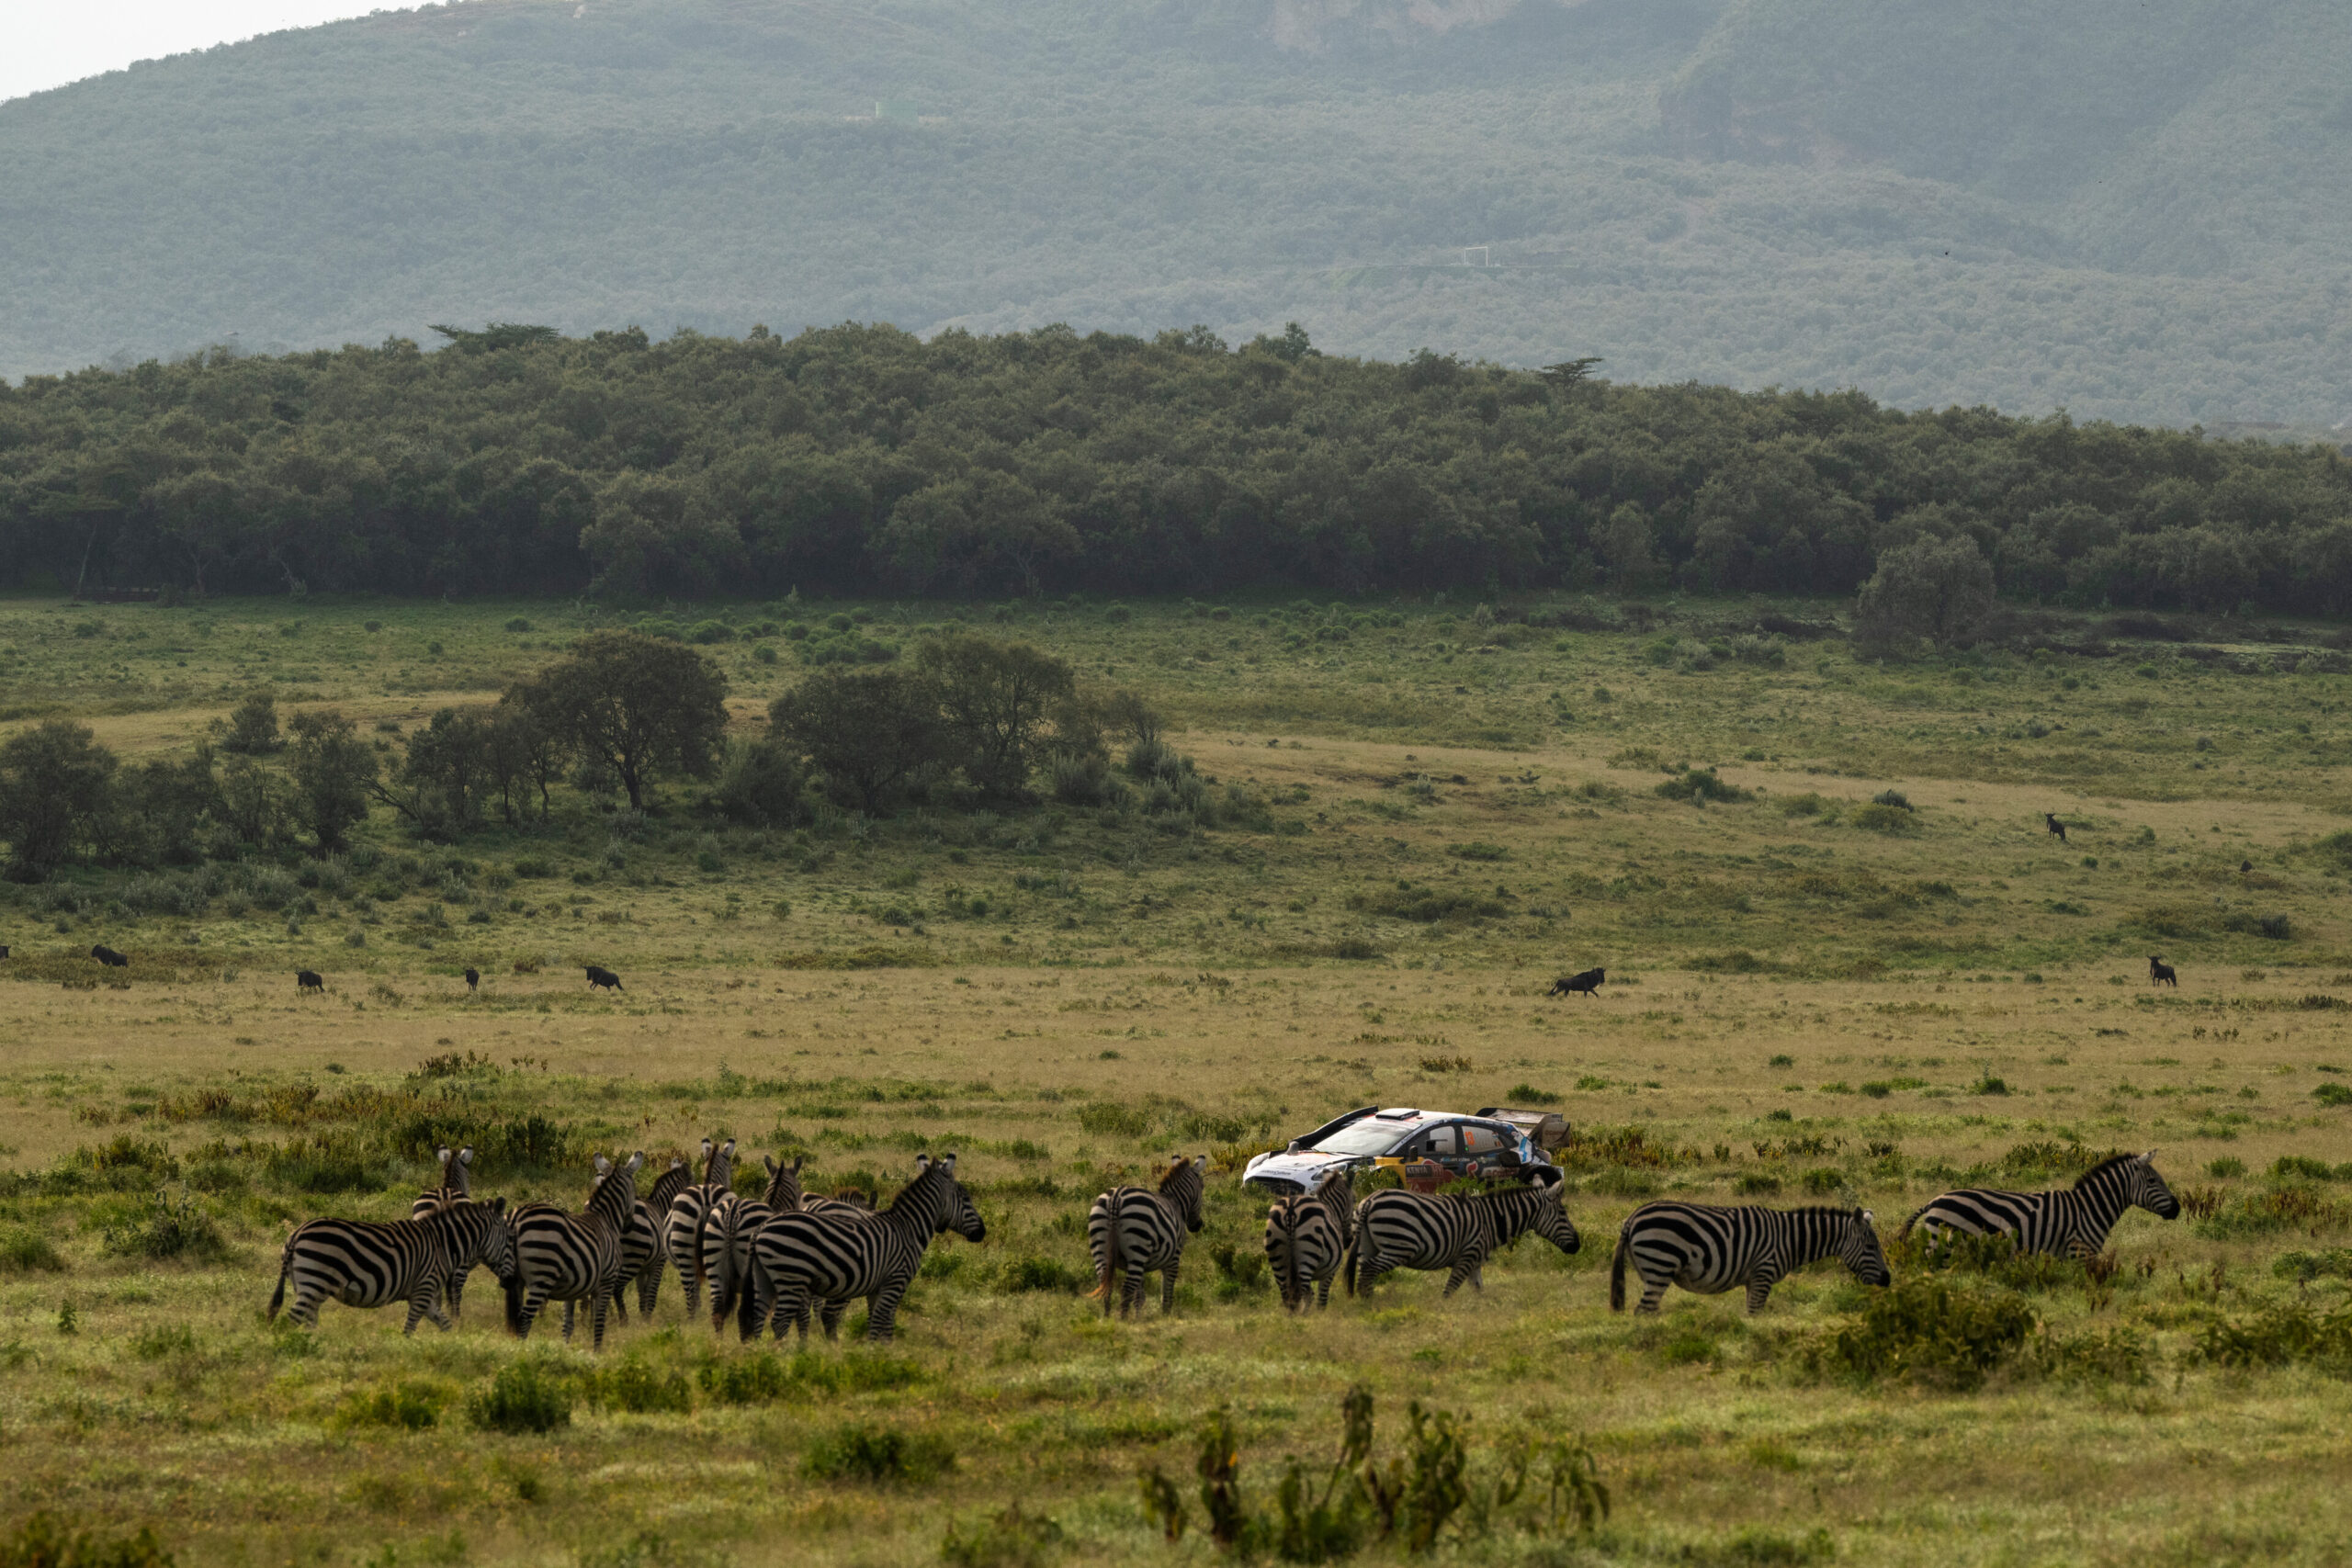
0,1226 -> 64,1272
1445,841 -> 1509,862
99,1189 -> 227,1262
1654,767 -> 1751,804
802,1424 -> 956,1483
1809,1275 -> 2036,1390
941,1505 -> 1065,1568
1505,1083 -> 1561,1106
686,619 -> 735,644
594,1354 -> 693,1415
2312,1083 -> 2352,1108
2191,1302 -> 2352,1373
1851,803 -> 1917,833
1869,788 -> 1913,811
334,1379 -> 450,1431
1003,1257 -> 1087,1293
467,1359 -> 572,1434
1075,1101 -> 1154,1138
0,1514 -> 175,1568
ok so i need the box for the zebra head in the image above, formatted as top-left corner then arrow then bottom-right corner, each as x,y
910,1153 -> 987,1244
763,1154 -> 808,1210
2130,1149 -> 2182,1220
1160,1155 -> 1209,1234
707,1138 -> 738,1188
1519,1168 -> 1581,1255
477,1196 -> 516,1278
1840,1210 -> 1893,1287
588,1151 -> 646,1223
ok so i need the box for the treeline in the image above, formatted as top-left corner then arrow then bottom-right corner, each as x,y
0,630 -> 1222,885
4,323 -> 2352,615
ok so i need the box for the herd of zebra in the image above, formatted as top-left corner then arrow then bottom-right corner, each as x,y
267,1135 -> 2188,1345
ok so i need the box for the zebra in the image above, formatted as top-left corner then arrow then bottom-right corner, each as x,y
1088,1156 -> 1208,1318
268,1200 -> 514,1334
702,1155 -> 807,1332
663,1138 -> 736,1320
621,1154 -> 694,1318
411,1145 -> 474,1216
1904,1150 -> 2180,1260
410,1146 -> 502,1318
741,1153 -> 985,1343
1265,1167 -> 1355,1311
1351,1168 -> 1579,1298
503,1151 -> 644,1349
1611,1202 -> 1891,1314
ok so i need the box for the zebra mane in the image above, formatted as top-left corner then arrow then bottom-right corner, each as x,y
2072,1152 -> 2139,1189
1157,1156 -> 1201,1194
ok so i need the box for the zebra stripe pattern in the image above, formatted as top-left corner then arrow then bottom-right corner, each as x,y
1904,1150 -> 2179,1259
702,1155 -> 810,1331
623,1155 -> 695,1317
744,1154 -> 985,1343
1089,1156 -> 1208,1317
409,1145 -> 486,1315
268,1200 -> 514,1334
1611,1201 -> 1891,1314
1264,1167 -> 1355,1312
664,1137 -> 736,1320
1352,1169 -> 1579,1298
504,1151 -> 644,1349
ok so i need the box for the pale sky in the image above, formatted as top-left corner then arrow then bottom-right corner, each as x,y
4,1 -> 389,104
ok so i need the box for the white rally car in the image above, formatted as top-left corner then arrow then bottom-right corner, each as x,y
1241,1105 -> 1551,1195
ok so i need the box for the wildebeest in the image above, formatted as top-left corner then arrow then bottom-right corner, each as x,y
587,965 -> 624,991
297,970 -> 324,994
2149,955 -> 2177,987
90,945 -> 129,968
1546,967 -> 1605,998
2045,814 -> 2068,843
2240,860 -> 2253,874
0,945 -> 10,959
464,966 -> 480,993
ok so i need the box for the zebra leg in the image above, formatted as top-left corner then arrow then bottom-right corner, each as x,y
820,1297 -> 850,1341
610,1282 -> 630,1327
1744,1268 -> 1783,1314
1160,1258 -> 1180,1314
561,1299 -> 576,1341
866,1282 -> 910,1343
291,1284 -> 326,1329
1635,1277 -> 1668,1314
518,1286 -> 550,1339
1442,1249 -> 1487,1297
1357,1253 -> 1391,1296
1123,1263 -> 1149,1319
639,1258 -> 662,1318
446,1269 -> 468,1320
591,1290 -> 611,1351
405,1278 -> 451,1336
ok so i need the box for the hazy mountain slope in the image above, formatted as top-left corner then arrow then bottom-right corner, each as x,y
3,0 -> 2348,427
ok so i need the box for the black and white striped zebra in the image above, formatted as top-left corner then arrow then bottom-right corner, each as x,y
1351,1169 -> 1579,1298
1611,1201 -> 1891,1314
742,1154 -> 985,1343
663,1137 -> 736,1320
1264,1167 -> 1355,1311
702,1155 -> 819,1332
1904,1150 -> 2179,1259
621,1155 -> 694,1318
408,1145 -> 488,1314
268,1200 -> 513,1334
503,1151 -> 644,1349
1088,1156 -> 1208,1318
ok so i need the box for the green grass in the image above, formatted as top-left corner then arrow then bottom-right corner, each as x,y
4,592 -> 2352,1564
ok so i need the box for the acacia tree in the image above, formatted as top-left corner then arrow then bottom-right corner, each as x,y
769,667 -> 944,814
286,710 -> 378,855
519,631 -> 729,809
917,634 -> 1076,799
1853,535 -> 1996,656
0,720 -> 118,880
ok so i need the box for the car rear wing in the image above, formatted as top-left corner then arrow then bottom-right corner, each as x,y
1475,1107 -> 1570,1151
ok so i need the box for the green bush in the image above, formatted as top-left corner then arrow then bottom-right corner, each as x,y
99,1189 -> 227,1262
467,1359 -> 573,1434
2314,1083 -> 2352,1108
1654,767 -> 1751,804
941,1504 -> 1065,1568
0,1513 -> 175,1568
1003,1257 -> 1087,1293
2191,1302 -> 2352,1373
1851,802 -> 1917,833
0,1226 -> 64,1272
802,1423 -> 956,1483
1809,1275 -> 2037,1390
595,1354 -> 693,1415
334,1379 -> 450,1430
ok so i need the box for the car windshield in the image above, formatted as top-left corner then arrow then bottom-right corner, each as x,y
1310,1120 -> 1417,1156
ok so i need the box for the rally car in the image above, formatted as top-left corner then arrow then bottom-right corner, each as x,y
1240,1105 -> 1551,1194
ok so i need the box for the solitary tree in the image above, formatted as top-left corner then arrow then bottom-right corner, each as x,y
219,689 -> 283,755
518,631 -> 729,809
1853,535 -> 1996,656
0,720 -> 118,880
286,710 -> 378,855
917,634 -> 1077,799
770,667 -> 944,814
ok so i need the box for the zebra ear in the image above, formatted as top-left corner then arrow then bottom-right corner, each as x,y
488,1196 -> 507,1214
458,1148 -> 474,1167
719,1138 -> 737,1156
437,1146 -> 453,1168
699,1137 -> 714,1157
1192,1156 -> 1208,1173
914,1154 -> 932,1174
1860,1210 -> 1876,1225
627,1151 -> 645,1173
941,1153 -> 958,1175
594,1154 -> 612,1174
765,1156 -> 780,1177
791,1156 -> 804,1174
2142,1148 -> 2159,1161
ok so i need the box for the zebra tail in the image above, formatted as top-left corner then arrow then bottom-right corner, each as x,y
503,1268 -> 527,1336
1088,1193 -> 1119,1301
1608,1226 -> 1628,1313
1899,1204 -> 1928,1238
1341,1234 -> 1358,1298
736,1257 -> 763,1342
266,1244 -> 290,1322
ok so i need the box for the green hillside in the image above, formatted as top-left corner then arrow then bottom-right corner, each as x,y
3,0 -> 2350,426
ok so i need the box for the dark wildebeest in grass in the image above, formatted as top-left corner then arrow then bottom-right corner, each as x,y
2149,955 -> 2177,987
0,945 -> 10,959
2045,814 -> 2068,843
297,970 -> 324,994
464,966 -> 480,993
1547,968 -> 1605,998
587,964 -> 624,991
91,945 -> 129,967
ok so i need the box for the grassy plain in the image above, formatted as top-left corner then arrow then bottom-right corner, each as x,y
3,592 -> 2351,1567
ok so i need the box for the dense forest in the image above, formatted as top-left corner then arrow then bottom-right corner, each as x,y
4,323 -> 2349,614
4,0 -> 2350,423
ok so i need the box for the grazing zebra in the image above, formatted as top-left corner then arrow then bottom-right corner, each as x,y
663,1137 -> 736,1320
1611,1202 -> 1890,1314
742,1154 -> 985,1343
504,1151 -> 644,1349
268,1200 -> 513,1333
1351,1169 -> 1579,1298
1265,1167 -> 1355,1311
1904,1150 -> 2180,1259
1088,1156 -> 1209,1318
622,1155 -> 694,1317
